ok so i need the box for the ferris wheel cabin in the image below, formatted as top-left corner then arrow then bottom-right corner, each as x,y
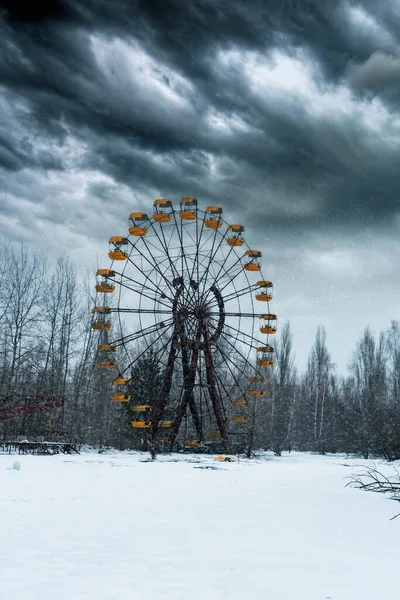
95,268 -> 116,293
231,415 -> 250,423
97,344 -> 116,352
248,376 -> 265,383
179,197 -> 197,220
248,390 -> 266,397
91,320 -> 112,331
244,249 -> 262,272
153,199 -> 173,222
226,224 -> 245,246
91,306 -> 111,314
112,377 -> 130,386
96,269 -> 116,279
108,237 -> 129,260
256,280 -> 273,302
232,399 -> 248,407
96,360 -> 117,369
129,212 -> 149,236
257,345 -> 275,367
132,405 -> 152,412
111,393 -> 131,402
260,314 -> 277,335
95,282 -> 115,293
205,206 -> 223,229
132,421 -> 152,428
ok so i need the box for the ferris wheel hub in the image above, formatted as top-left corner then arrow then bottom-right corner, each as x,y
194,305 -> 208,320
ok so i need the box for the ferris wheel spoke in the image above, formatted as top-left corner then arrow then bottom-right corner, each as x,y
141,226 -> 181,286
211,248 -> 241,288
196,253 -> 244,308
194,228 -> 226,301
217,329 -> 263,376
209,311 -> 263,318
187,212 -> 206,287
112,308 -> 172,314
213,258 -> 253,296
206,283 -> 258,311
153,221 -> 183,281
215,345 -> 251,396
172,212 -> 193,282
111,318 -> 174,347
126,240 -> 176,299
113,271 -> 173,309
216,342 -> 258,394
214,317 -> 265,348
220,283 -> 259,304
183,218 -> 209,309
212,366 -> 235,405
209,253 -> 246,298
218,324 -> 261,353
119,323 -> 175,376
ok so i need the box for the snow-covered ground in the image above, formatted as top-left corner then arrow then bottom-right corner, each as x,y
0,451 -> 398,600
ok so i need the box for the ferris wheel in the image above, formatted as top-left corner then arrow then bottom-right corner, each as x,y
92,198 -> 277,451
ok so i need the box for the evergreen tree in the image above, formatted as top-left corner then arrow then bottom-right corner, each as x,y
125,347 -> 163,451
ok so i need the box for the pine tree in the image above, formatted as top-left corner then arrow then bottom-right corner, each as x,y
125,347 -> 164,452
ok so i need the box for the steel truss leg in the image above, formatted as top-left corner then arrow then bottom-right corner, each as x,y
203,322 -> 229,446
169,324 -> 202,450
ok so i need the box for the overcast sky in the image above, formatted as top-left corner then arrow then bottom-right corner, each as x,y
1,0 -> 399,372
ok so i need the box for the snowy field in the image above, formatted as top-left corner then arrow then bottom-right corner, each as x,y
0,451 -> 398,600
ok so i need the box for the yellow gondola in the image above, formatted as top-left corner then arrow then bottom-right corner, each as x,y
260,314 -> 277,335
111,393 -> 131,402
257,345 -> 275,368
97,360 -> 117,369
112,377 -> 130,386
129,212 -> 149,236
92,306 -> 111,314
132,405 -> 152,412
108,236 -> 129,260
96,269 -> 116,278
256,280 -> 273,302
158,420 -> 174,428
213,455 -> 236,462
244,249 -> 262,272
153,199 -> 173,222
247,390 -> 266,397
205,206 -> 223,229
98,344 -> 116,352
132,421 -> 152,428
179,197 -> 197,220
232,400 -> 248,407
209,432 -> 222,439
184,440 -> 203,447
226,224 -> 245,246
91,320 -> 112,331
95,283 -> 115,293
248,376 -> 264,383
231,415 -> 250,423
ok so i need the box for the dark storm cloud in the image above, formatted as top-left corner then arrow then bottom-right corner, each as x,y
0,0 -> 400,235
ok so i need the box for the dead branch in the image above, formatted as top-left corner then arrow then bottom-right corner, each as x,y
346,463 -> 400,496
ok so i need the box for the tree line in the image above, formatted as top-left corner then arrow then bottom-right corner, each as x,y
0,243 -> 399,460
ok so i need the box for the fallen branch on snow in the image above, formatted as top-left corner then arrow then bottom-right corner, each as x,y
346,463 -> 400,520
